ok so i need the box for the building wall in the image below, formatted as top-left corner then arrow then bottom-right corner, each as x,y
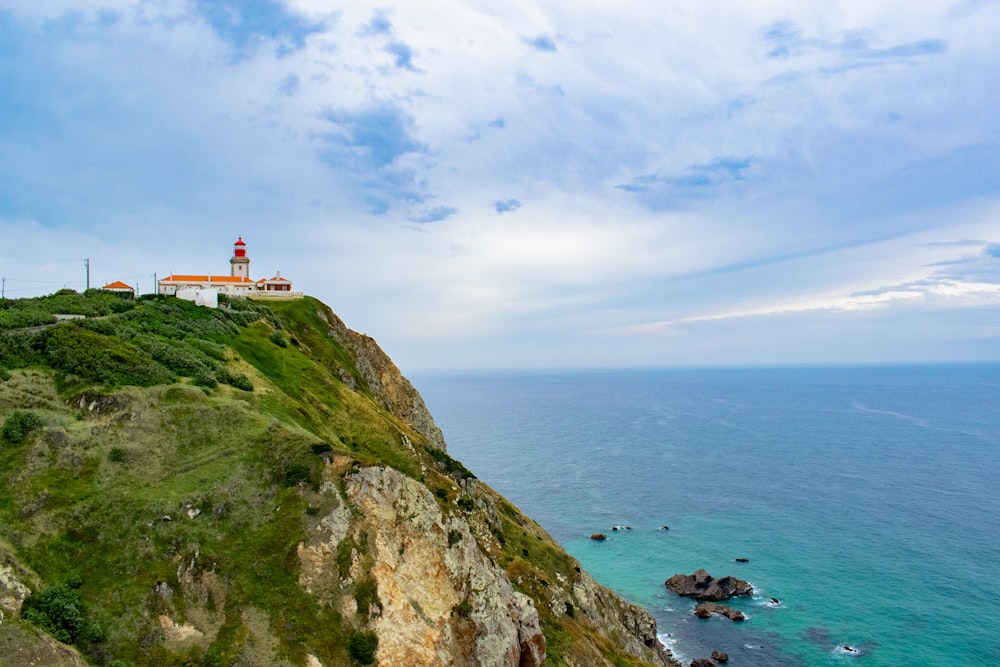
176,287 -> 219,308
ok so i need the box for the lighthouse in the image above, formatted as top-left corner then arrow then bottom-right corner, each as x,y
230,237 -> 250,279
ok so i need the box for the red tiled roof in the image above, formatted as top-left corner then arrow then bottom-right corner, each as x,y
161,275 -> 254,284
256,276 -> 291,283
102,280 -> 134,290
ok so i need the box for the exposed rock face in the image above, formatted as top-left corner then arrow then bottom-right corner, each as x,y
664,569 -> 752,602
299,465 -> 545,666
693,602 -> 745,621
571,569 -> 674,664
0,559 -> 34,618
316,305 -> 447,451
711,650 -> 729,663
296,463 -> 674,666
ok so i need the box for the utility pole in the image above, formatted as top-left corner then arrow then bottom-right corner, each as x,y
85,259 -> 90,290
1,276 -> 5,299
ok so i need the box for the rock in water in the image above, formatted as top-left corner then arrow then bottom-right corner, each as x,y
711,650 -> 730,662
664,568 -> 752,601
591,533 -> 608,541
694,602 -> 745,621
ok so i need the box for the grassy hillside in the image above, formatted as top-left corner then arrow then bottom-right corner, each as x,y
0,291 -> 664,667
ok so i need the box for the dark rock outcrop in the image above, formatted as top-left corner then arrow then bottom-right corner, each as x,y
694,602 -> 745,621
664,569 -> 752,601
711,650 -> 730,662
591,533 -> 608,541
690,659 -> 716,667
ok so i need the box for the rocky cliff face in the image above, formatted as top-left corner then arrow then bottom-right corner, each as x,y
298,460 -> 672,666
0,294 -> 674,666
315,304 -> 447,451
300,464 -> 544,666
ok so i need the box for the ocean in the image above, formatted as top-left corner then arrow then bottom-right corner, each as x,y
412,365 -> 1000,666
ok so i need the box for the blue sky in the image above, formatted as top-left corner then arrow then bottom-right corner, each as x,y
1,0 -> 998,370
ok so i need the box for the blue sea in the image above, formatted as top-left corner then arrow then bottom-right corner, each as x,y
412,365 -> 1000,666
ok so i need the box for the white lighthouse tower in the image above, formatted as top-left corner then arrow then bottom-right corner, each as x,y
230,237 -> 250,279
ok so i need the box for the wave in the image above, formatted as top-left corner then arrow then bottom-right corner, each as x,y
835,644 -> 864,657
849,399 -> 929,427
657,632 -> 688,664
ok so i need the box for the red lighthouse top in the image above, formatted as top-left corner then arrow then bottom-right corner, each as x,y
233,237 -> 247,258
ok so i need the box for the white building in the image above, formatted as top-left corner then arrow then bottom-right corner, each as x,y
158,237 -> 301,299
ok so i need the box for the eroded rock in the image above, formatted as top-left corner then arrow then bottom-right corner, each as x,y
664,569 -> 752,601
694,602 -> 745,621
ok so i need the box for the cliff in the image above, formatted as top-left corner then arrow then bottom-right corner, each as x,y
0,291 -> 675,666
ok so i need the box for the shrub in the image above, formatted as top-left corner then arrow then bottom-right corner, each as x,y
454,598 -> 473,618
44,325 -> 173,387
354,577 -> 380,618
348,631 -> 378,665
216,367 -> 253,391
22,582 -> 86,644
336,537 -> 355,579
192,370 -> 218,388
131,337 -> 213,377
284,462 -> 312,487
0,331 -> 44,370
270,330 -> 288,348
427,447 -> 476,481
185,337 -> 228,361
108,447 -> 126,463
3,410 -> 44,443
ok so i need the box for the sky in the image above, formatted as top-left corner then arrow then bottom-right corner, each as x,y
1,0 -> 998,370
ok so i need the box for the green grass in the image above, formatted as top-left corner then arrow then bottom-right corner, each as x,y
0,291 -> 665,667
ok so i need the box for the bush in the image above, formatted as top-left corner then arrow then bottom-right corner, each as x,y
192,370 -> 218,388
108,447 -> 126,463
283,462 -> 312,487
348,631 -> 378,665
3,410 -> 44,443
354,577 -> 380,619
454,598 -> 473,618
131,337 -> 213,377
0,331 -> 44,370
216,367 -> 253,392
427,447 -> 476,481
270,330 -> 288,348
22,582 -> 86,644
44,325 -> 174,387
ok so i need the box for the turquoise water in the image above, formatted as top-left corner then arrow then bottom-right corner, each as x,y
413,365 -> 1000,666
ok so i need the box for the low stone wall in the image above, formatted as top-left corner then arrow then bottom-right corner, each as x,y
246,291 -> 305,300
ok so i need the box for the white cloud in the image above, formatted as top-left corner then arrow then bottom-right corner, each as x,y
1,0 -> 999,368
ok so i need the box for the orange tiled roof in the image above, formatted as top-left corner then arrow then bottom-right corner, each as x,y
161,275 -> 254,284
102,280 -> 134,290
256,276 -> 290,283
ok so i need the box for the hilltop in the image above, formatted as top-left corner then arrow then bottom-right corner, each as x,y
0,290 -> 674,666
